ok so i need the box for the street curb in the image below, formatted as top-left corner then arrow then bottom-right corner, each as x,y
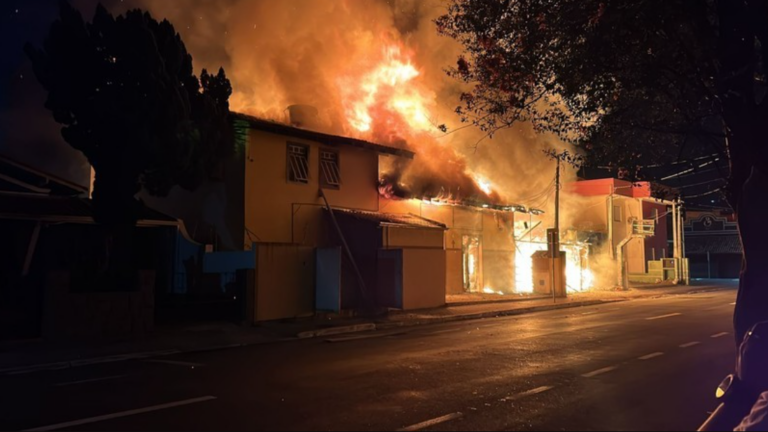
447,295 -> 552,308
296,323 -> 377,339
0,349 -> 181,376
376,299 -> 624,331
0,287 -> 734,376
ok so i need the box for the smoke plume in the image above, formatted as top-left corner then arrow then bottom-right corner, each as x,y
112,0 -> 575,208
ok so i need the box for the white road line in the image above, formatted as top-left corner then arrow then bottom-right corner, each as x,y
508,386 -> 554,401
397,412 -> 463,432
582,366 -> 618,378
54,375 -> 127,387
680,341 -> 702,348
638,352 -> 665,361
711,332 -> 730,339
646,313 -> 683,321
143,359 -> 204,368
24,396 -> 217,431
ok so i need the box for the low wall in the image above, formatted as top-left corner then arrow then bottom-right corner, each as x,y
402,248 -> 446,310
254,243 -> 315,322
43,271 -> 155,341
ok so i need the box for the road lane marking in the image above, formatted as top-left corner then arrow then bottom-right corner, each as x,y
397,412 -> 463,431
143,359 -> 204,368
711,332 -> 730,339
54,375 -> 127,387
639,352 -> 665,361
646,313 -> 683,321
24,396 -> 217,431
680,341 -> 702,348
730,302 -> 736,305
582,366 -> 618,378
508,386 -> 554,401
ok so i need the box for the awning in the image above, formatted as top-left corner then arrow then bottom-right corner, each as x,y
329,208 -> 447,230
0,194 -> 179,227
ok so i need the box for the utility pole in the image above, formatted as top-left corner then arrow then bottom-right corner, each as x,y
551,157 -> 561,304
555,157 -> 561,241
608,184 -> 615,260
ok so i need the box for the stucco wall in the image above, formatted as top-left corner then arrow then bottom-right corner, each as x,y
245,129 -> 379,245
402,248 -> 446,310
254,244 -> 315,322
446,250 -> 463,295
384,226 -> 444,249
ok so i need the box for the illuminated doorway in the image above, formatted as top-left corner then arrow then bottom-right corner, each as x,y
462,235 -> 482,293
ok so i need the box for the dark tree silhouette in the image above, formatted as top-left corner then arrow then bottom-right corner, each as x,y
437,0 -> 768,342
26,2 -> 232,226
25,2 -> 232,285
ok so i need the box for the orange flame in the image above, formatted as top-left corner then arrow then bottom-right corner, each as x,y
340,44 -> 434,137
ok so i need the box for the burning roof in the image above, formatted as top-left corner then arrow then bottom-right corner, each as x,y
231,112 -> 415,159
330,208 -> 447,230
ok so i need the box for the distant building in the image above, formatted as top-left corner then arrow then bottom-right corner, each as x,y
684,210 -> 742,279
567,178 -> 686,284
0,155 -> 179,341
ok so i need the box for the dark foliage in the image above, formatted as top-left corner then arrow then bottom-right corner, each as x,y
25,2 -> 233,227
437,0 -> 768,206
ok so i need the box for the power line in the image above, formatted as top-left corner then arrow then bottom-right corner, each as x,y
678,178 -> 727,189
684,188 -> 724,199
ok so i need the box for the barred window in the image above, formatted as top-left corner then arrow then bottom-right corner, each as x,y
319,149 -> 341,188
287,143 -> 309,183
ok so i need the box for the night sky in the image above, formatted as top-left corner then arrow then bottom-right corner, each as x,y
0,0 -> 133,185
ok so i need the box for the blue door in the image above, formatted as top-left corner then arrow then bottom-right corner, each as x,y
316,247 -> 342,312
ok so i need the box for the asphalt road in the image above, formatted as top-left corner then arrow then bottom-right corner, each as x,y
0,288 -> 738,431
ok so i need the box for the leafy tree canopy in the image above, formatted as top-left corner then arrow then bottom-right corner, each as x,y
437,0 -> 768,205
26,1 -> 233,226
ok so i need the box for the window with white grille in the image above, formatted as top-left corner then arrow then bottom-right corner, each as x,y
319,149 -> 341,188
287,143 -> 309,183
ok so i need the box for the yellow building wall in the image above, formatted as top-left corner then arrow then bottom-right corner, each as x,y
446,250 -> 463,295
379,197 -> 516,295
481,212 -> 515,292
618,198 -> 647,274
569,195 -> 609,233
384,227 -> 444,249
570,194 -> 648,274
244,129 -> 379,246
254,243 -> 315,322
402,248 -> 446,309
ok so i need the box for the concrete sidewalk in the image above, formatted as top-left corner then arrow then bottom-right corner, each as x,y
0,280 -> 737,375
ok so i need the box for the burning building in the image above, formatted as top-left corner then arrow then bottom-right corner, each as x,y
117,0 -> 604,320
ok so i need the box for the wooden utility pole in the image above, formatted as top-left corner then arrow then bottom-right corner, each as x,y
551,157 -> 561,303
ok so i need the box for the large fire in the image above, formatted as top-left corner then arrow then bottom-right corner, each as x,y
354,46 -> 596,296
514,240 -> 594,294
341,45 -> 434,136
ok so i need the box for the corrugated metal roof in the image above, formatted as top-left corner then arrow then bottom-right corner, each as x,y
686,235 -> 743,254
0,194 -> 177,225
331,208 -> 447,230
0,154 -> 88,196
